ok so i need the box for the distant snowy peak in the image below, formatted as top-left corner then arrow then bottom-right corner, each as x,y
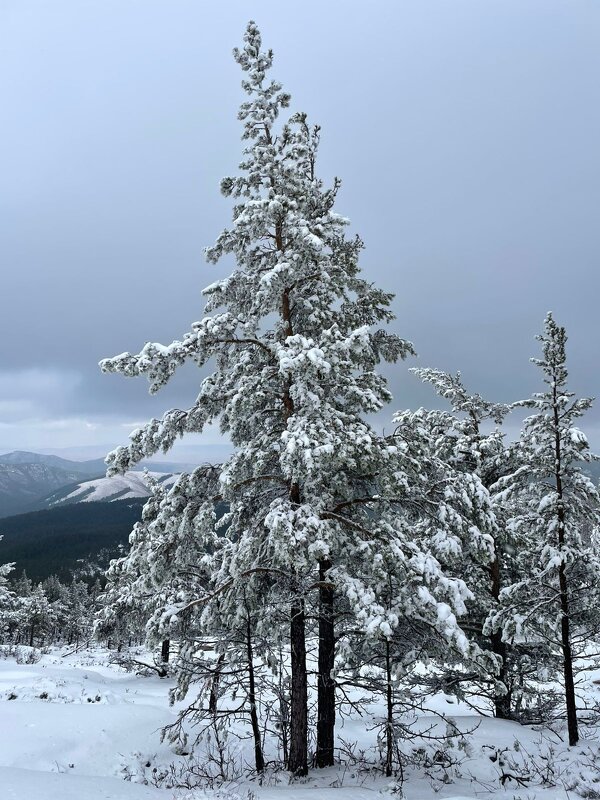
45,472 -> 178,507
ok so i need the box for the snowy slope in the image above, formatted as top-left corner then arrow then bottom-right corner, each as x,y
44,472 -> 178,507
1,647 -> 600,800
0,652 -> 174,800
0,451 -> 199,518
0,463 -> 98,519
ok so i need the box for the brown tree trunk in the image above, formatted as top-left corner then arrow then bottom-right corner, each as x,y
316,558 -> 335,767
491,630 -> 512,719
280,262 -> 309,775
157,639 -> 170,677
245,606 -> 265,774
209,653 -> 225,715
489,552 -> 511,719
385,639 -> 394,777
288,597 -> 308,776
559,565 -> 578,746
553,378 -> 578,746
161,639 -> 170,664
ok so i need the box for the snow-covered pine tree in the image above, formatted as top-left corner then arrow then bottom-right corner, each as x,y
410,369 -> 519,718
327,389 -> 505,776
100,21 -> 415,776
386,408 -> 494,677
338,527 -> 474,777
13,571 -> 32,599
96,475 -> 176,662
491,313 -> 600,745
17,584 -> 56,648
64,579 -> 95,647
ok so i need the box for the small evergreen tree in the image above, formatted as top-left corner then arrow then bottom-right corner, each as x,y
17,584 -> 56,647
13,570 -> 32,598
409,369 -> 521,718
491,313 -> 600,745
95,503 -> 157,654
64,579 -> 93,646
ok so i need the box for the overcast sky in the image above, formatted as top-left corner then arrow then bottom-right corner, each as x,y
1,0 -> 599,459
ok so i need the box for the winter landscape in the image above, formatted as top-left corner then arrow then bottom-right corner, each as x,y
2,3 -> 600,799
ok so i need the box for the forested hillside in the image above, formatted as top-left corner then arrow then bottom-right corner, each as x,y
0,500 -> 145,581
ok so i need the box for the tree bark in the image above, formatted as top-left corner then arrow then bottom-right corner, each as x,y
288,597 -> 308,776
559,572 -> 578,746
157,639 -> 170,678
281,283 -> 309,775
489,552 -> 511,719
245,606 -> 265,774
490,629 -> 512,719
316,558 -> 335,767
553,375 -> 578,746
385,639 -> 394,777
209,653 -> 225,715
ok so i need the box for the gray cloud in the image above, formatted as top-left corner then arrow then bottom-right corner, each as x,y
1,0 -> 599,452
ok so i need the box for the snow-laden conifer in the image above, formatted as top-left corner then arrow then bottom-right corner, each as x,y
95,474 -> 192,666
490,313 -> 600,745
408,369 -> 523,718
16,584 -> 57,648
323,380 -> 508,775
99,22 -> 477,776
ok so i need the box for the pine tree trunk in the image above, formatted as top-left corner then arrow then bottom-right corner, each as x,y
289,597 -> 308,776
553,377 -> 579,746
161,639 -> 170,664
559,565 -> 578,746
316,558 -> 335,767
209,653 -> 225,715
158,639 -> 170,678
281,285 -> 308,776
491,630 -> 511,719
489,552 -> 511,719
385,639 -> 394,778
245,607 -> 265,774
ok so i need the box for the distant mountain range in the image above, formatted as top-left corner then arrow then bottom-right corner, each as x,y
585,460 -> 600,482
0,450 -> 106,474
0,450 -> 188,519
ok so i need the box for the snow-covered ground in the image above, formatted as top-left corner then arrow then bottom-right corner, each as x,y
0,648 -> 174,799
1,646 -> 600,799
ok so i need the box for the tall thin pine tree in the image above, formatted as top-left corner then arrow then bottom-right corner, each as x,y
491,314 -> 600,745
100,22 -> 412,776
